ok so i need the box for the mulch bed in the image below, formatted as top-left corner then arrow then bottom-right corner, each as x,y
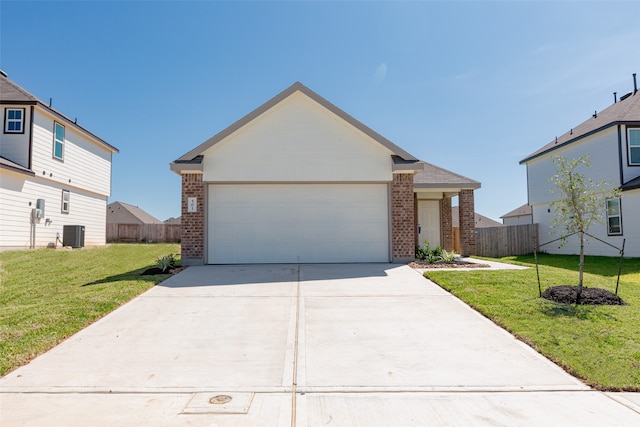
408,260 -> 491,269
141,266 -> 188,276
542,285 -> 627,305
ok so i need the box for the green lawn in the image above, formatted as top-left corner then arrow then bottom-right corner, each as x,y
0,243 -> 180,376
424,253 -> 640,391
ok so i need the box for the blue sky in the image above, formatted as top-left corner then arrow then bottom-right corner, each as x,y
2,1 -> 639,222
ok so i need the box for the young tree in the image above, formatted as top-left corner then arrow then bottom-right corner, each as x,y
549,154 -> 621,301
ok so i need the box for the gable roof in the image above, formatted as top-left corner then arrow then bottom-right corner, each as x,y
451,206 -> 502,228
0,155 -> 35,176
0,73 -> 119,154
500,203 -> 532,219
520,90 -> 640,164
107,201 -> 162,225
621,175 -> 640,191
171,82 -> 419,173
413,161 -> 480,189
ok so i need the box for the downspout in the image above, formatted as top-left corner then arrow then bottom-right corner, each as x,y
525,162 -> 532,223
617,125 -> 623,187
28,106 -> 34,169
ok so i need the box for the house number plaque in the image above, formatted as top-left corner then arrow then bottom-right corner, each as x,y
188,197 -> 197,213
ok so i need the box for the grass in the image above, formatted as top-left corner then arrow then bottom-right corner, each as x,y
0,243 -> 180,376
424,253 -> 640,391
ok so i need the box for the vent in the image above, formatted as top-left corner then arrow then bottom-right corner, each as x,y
620,92 -> 632,101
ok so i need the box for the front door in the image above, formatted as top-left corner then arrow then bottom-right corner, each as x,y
417,200 -> 441,248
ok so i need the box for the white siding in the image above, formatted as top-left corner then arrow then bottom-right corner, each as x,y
533,203 -> 629,257
0,170 -> 107,249
620,190 -> 640,257
527,127 -> 635,257
30,109 -> 113,197
0,105 -> 31,167
527,127 -> 620,207
202,92 -> 393,182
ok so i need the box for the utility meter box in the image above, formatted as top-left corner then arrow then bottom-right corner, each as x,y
63,225 -> 85,248
35,198 -> 45,218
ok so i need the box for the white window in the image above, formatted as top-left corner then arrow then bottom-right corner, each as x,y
606,198 -> 622,235
4,108 -> 25,133
61,190 -> 70,214
629,128 -> 640,165
53,122 -> 64,160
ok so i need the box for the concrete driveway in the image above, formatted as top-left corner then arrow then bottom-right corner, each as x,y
1,264 -> 638,426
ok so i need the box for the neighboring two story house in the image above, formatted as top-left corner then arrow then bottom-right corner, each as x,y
520,76 -> 640,257
0,72 -> 118,249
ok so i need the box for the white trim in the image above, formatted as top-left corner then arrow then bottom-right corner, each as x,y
4,108 -> 25,133
628,128 -> 640,166
606,198 -> 622,236
61,190 -> 70,214
53,121 -> 65,160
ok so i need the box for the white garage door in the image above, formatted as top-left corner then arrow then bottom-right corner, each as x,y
208,184 -> 389,264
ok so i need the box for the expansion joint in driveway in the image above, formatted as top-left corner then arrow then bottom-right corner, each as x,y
290,265 -> 301,427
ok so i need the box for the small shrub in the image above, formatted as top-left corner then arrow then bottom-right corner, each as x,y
440,249 -> 458,263
416,240 -> 431,260
156,254 -> 176,272
416,240 -> 459,264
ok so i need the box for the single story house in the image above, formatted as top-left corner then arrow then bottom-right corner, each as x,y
171,83 -> 480,265
107,201 -> 163,225
500,204 -> 533,226
451,206 -> 503,229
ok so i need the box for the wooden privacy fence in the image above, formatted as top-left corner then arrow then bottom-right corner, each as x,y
475,223 -> 538,258
106,224 -> 181,243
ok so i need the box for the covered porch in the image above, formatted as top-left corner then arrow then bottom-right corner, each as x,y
413,162 -> 481,256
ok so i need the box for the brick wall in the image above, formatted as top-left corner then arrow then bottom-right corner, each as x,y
181,173 -> 205,265
459,189 -> 476,256
391,173 -> 415,262
440,196 -> 453,251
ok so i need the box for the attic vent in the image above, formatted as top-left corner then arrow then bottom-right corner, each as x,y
620,92 -> 632,101
0,70 -> 7,78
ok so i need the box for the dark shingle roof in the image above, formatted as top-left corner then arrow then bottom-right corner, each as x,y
0,156 -> 34,175
0,74 -> 39,103
414,161 -> 480,189
0,73 -> 119,153
621,175 -> 640,191
520,91 -> 640,164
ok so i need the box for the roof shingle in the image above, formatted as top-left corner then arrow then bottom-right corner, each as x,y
520,91 -> 640,164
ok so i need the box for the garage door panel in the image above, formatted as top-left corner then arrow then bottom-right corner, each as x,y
208,184 -> 389,264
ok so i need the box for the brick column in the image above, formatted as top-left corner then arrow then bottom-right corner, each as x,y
459,189 -> 476,256
181,173 -> 205,265
391,173 -> 415,262
440,196 -> 453,252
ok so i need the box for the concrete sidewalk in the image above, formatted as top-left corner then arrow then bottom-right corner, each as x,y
1,264 -> 638,426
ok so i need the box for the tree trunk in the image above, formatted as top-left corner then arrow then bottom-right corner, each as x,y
577,230 -> 584,304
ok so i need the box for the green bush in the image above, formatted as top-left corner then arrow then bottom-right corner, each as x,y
156,254 -> 176,272
415,240 -> 459,263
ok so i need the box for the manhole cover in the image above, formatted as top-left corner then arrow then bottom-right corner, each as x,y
209,395 -> 233,405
